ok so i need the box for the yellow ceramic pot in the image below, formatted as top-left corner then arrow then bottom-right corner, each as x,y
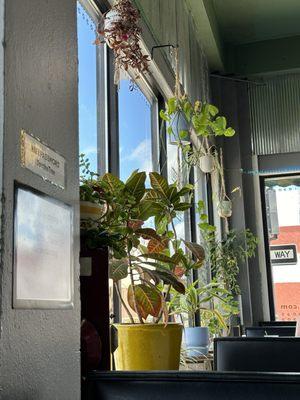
113,323 -> 182,371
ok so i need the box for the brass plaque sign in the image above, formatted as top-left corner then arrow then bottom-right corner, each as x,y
20,130 -> 66,188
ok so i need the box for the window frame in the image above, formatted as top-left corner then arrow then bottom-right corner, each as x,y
259,172 -> 300,321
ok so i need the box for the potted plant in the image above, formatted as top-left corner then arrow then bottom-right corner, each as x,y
79,154 -> 107,226
81,161 -> 205,370
160,97 -> 235,174
198,200 -> 258,299
95,0 -> 150,85
169,280 -> 238,357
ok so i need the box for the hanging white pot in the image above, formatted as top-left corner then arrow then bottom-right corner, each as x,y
104,10 -> 122,48
217,199 -> 232,218
199,154 -> 215,173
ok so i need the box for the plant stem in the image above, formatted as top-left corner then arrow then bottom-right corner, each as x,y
156,213 -> 178,324
128,248 -> 144,324
114,282 -> 134,324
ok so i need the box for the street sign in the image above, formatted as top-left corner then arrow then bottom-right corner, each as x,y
270,244 -> 297,265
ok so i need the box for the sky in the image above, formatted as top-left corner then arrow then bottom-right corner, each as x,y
77,3 -> 152,182
77,3 -> 187,245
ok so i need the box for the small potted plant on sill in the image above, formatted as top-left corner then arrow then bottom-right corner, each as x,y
169,279 -> 237,357
79,154 -> 107,224
160,97 -> 235,174
95,0 -> 150,85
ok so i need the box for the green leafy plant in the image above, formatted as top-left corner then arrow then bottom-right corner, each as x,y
160,96 -> 235,166
197,200 -> 258,296
80,159 -> 206,324
169,279 -> 238,333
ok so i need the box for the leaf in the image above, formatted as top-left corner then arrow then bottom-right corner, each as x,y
140,253 -> 177,264
147,237 -> 169,253
149,172 -> 170,199
179,130 -> 189,140
138,201 -> 164,220
174,266 -> 185,277
215,116 -> 226,130
168,185 -> 178,202
224,127 -> 235,137
144,189 -> 163,200
109,259 -> 128,282
153,269 -> 185,294
207,104 -> 218,116
102,173 -> 124,191
183,100 -> 193,121
160,109 -> 170,122
125,171 -> 146,201
167,97 -> 177,114
128,284 -> 162,319
183,240 -> 205,262
135,228 -> 161,241
134,265 -> 160,285
177,184 -> 194,197
167,126 -> 173,135
174,202 -> 191,211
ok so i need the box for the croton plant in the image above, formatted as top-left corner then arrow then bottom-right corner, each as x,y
80,160 -> 205,324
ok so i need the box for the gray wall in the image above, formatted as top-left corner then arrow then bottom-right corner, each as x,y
135,0 -> 210,101
211,77 -> 271,325
0,1 -> 80,399
249,74 -> 300,155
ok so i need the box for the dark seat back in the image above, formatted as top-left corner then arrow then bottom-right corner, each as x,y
245,326 -> 295,337
214,337 -> 300,372
87,371 -> 300,400
259,321 -> 297,327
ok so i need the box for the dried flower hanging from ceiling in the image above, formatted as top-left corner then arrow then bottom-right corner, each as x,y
95,0 -> 150,85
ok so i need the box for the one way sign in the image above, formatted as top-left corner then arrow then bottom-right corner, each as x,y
270,244 -> 298,265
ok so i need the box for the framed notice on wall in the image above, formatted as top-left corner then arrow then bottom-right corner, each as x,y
13,183 -> 73,309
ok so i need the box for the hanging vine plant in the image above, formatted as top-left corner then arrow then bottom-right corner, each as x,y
95,0 -> 150,85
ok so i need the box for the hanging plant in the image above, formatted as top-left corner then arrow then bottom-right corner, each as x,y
216,149 -> 232,219
95,0 -> 150,84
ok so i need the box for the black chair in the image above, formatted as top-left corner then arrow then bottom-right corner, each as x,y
86,370 -> 300,400
214,337 -> 300,372
259,321 -> 297,327
245,326 -> 295,337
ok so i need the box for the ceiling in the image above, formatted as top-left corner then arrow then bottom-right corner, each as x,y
212,0 -> 300,45
188,0 -> 300,76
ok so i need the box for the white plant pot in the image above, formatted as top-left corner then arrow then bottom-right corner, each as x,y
199,154 -> 215,173
218,199 -> 232,218
104,9 -> 132,48
104,9 -> 120,32
184,327 -> 209,357
80,201 -> 106,221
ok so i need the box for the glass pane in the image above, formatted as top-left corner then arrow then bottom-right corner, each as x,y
119,80 -> 153,182
167,140 -> 189,244
118,79 -> 154,322
77,2 -> 98,172
264,175 -> 300,321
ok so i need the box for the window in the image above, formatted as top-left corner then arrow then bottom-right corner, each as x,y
77,1 -> 107,175
117,77 -> 159,322
118,78 -> 158,182
77,2 -> 98,172
263,175 -> 300,321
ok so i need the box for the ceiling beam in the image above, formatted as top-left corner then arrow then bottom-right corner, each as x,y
185,0 -> 224,71
229,35 -> 300,75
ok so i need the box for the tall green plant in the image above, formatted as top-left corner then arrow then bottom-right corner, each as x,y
80,161 -> 206,324
197,200 -> 258,296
